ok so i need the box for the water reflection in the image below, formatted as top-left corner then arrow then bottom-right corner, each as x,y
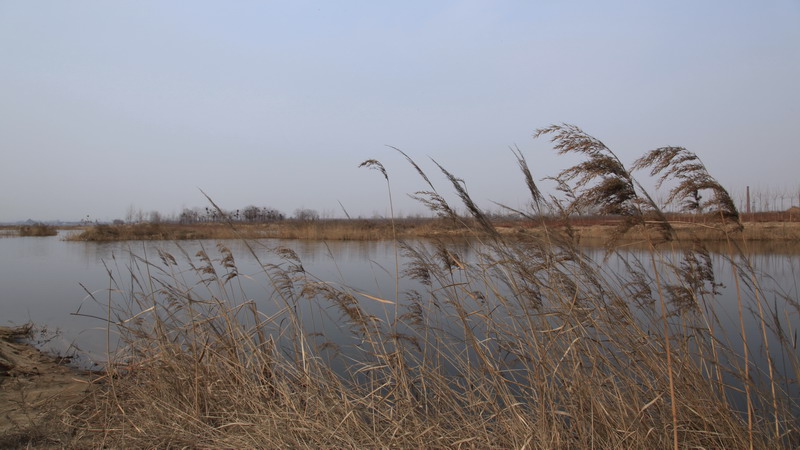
1,233 -> 798,374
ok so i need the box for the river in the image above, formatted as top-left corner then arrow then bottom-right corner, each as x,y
1,230 -> 798,377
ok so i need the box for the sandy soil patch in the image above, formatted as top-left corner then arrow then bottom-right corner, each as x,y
0,325 -> 90,446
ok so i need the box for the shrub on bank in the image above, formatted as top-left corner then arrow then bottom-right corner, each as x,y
18,223 -> 57,237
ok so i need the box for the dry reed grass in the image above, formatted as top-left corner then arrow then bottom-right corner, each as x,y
65,223 -> 246,241
16,223 -> 58,237
66,218 -> 800,244
499,221 -> 800,244
56,125 -> 798,447
67,219 -> 461,242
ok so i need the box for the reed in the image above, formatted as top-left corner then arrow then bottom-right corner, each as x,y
17,223 -> 58,237
65,218 -> 463,241
64,222 -> 243,241
58,125 -> 798,447
64,218 -> 800,243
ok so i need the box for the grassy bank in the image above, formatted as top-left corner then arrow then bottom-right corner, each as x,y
63,222 -> 241,241
65,218 -> 459,241
17,223 -> 58,237
520,221 -> 800,243
65,218 -> 800,243
29,125 -> 800,447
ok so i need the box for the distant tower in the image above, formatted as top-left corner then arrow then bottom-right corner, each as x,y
746,186 -> 751,214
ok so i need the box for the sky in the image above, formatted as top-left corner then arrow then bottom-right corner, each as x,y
1,1 -> 799,222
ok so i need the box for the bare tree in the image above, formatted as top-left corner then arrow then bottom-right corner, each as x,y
243,205 -> 261,222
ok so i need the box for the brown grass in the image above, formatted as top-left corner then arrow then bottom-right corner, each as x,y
65,218 -> 800,243
38,125 -> 800,447
16,223 -> 58,237
58,232 -> 798,447
65,222 -> 249,241
65,218 -> 462,241
507,221 -> 800,243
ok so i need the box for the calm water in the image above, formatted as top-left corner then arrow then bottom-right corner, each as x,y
1,231 -> 798,372
0,232 -> 408,363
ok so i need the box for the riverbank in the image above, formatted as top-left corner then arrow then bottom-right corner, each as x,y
536,221 -> 800,242
60,218 -> 800,243
0,325 -> 89,447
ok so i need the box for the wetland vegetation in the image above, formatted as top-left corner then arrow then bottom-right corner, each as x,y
11,223 -> 59,237
63,216 -> 800,243
4,125 -> 799,448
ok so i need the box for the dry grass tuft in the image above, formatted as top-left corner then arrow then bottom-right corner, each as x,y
17,223 -> 58,237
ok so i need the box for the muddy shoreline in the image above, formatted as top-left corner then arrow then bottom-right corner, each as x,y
0,325 -> 90,446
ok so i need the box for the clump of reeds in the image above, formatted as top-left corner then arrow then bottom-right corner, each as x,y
66,223 -> 198,241
67,222 -> 268,241
66,219 -> 459,242
61,125 -> 799,448
17,223 -> 58,237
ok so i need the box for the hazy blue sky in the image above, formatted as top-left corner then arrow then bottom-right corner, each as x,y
2,1 -> 799,222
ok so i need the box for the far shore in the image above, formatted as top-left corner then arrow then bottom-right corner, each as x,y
27,215 -> 799,245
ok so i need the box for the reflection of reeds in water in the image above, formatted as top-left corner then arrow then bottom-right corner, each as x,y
64,125 -> 798,448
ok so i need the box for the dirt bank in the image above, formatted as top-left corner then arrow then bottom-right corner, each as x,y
0,325 -> 89,446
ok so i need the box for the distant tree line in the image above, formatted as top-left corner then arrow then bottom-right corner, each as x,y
121,205 -> 524,225
175,206 -> 288,224
110,183 -> 800,226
